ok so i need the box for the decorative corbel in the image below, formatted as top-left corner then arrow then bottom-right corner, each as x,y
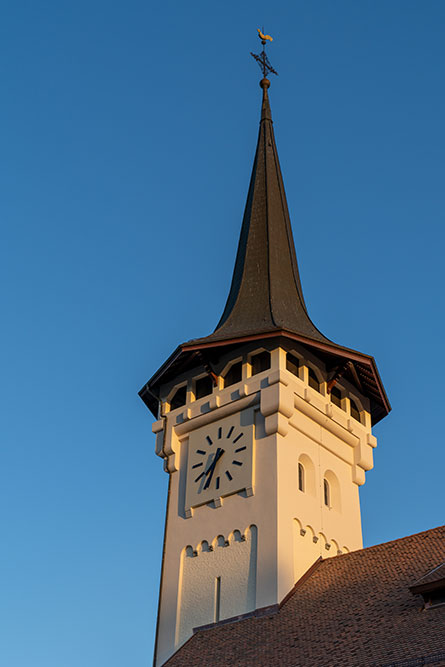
260,369 -> 293,436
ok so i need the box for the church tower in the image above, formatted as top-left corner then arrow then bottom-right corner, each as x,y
139,63 -> 390,666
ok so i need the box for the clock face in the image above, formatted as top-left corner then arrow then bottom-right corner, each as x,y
184,411 -> 254,512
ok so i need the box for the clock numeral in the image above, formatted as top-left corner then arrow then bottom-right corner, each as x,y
225,470 -> 233,481
206,436 -> 213,446
234,446 -> 246,453
232,460 -> 243,466
192,462 -> 203,469
227,426 -> 234,439
218,427 -> 222,439
233,432 -> 244,444
216,476 -> 220,490
196,449 -> 206,455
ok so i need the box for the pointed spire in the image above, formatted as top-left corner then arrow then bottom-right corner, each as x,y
199,78 -> 329,345
140,73 -> 391,426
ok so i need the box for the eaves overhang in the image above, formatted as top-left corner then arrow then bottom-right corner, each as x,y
139,329 -> 391,425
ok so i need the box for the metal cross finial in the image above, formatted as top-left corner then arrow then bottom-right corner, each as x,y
251,28 -> 278,78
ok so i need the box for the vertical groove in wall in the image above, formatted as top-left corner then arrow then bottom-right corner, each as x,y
214,576 -> 221,623
177,526 -> 258,647
175,548 -> 186,647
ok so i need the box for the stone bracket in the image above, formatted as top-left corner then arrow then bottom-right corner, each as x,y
260,370 -> 293,436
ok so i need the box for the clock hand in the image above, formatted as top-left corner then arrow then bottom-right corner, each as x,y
204,447 -> 224,475
202,452 -> 219,490
203,450 -> 220,476
203,448 -> 225,490
195,451 -> 221,485
203,455 -> 220,490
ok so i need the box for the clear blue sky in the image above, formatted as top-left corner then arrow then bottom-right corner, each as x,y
1,1 -> 444,665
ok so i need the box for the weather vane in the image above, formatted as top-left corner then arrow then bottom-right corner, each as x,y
251,28 -> 278,78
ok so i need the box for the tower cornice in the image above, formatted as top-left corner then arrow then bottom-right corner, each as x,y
139,329 -> 390,425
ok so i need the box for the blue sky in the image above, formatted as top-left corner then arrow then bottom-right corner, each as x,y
1,1 -> 444,665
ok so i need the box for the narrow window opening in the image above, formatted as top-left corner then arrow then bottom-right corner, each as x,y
195,375 -> 213,400
298,462 -> 305,492
330,386 -> 342,408
350,398 -> 361,422
223,361 -> 242,388
251,351 -> 271,376
214,576 -> 221,623
286,353 -> 300,377
170,386 -> 187,410
308,367 -> 321,392
323,479 -> 330,507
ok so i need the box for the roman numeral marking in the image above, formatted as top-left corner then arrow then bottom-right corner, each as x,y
233,432 -> 244,444
195,471 -> 205,482
227,426 -> 234,439
225,470 -> 233,481
218,427 -> 222,439
216,476 -> 220,490
192,462 -> 203,469
234,446 -> 246,453
196,449 -> 206,455
206,436 -> 213,446
232,460 -> 243,466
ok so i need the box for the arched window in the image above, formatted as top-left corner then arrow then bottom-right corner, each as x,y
223,361 -> 242,388
170,385 -> 187,410
251,351 -> 271,376
323,478 -> 330,507
330,386 -> 342,408
286,352 -> 300,377
298,454 -> 315,496
308,367 -> 321,392
298,462 -> 305,492
324,470 -> 341,511
350,398 -> 361,422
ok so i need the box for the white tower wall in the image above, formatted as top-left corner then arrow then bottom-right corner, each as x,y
151,343 -> 376,666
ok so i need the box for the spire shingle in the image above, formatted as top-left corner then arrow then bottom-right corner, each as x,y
196,79 -> 329,345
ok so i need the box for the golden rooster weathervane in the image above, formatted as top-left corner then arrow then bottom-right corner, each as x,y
251,27 -> 278,78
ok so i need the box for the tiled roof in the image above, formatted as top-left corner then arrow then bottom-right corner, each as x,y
411,561 -> 445,590
165,526 -> 445,667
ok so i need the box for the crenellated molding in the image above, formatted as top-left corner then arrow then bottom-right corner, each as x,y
293,518 -> 350,556
182,525 -> 256,558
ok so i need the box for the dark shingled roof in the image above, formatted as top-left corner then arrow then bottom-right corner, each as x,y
192,78 -> 328,346
165,526 -> 445,667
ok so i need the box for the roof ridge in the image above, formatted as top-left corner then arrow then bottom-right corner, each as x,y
361,523 -> 445,551
275,527 -> 445,613
253,526 -> 445,618
278,557 -> 324,608
323,524 -> 445,564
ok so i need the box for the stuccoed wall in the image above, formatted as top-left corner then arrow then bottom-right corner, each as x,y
152,342 -> 377,666
177,526 -> 257,646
